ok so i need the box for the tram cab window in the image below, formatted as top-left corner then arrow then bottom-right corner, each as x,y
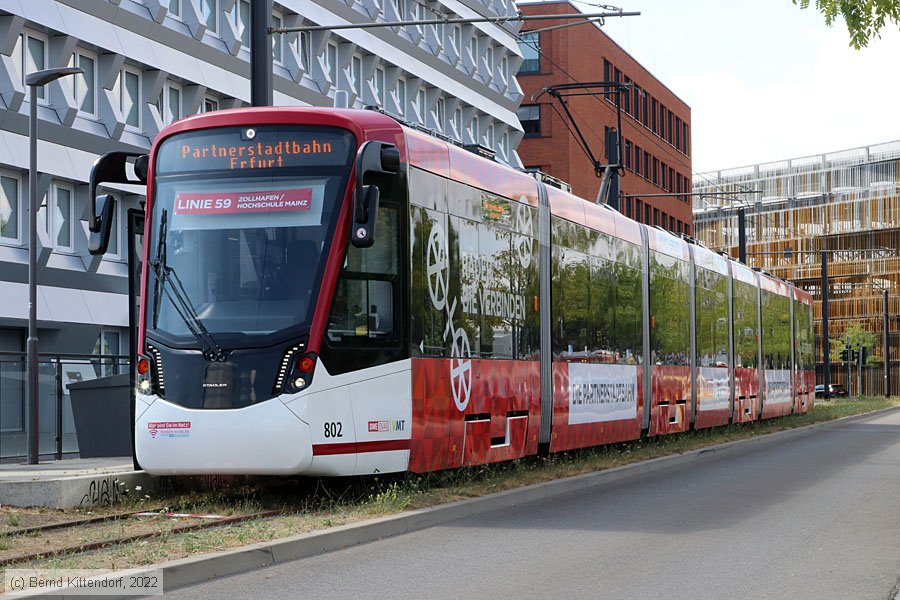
323,197 -> 407,374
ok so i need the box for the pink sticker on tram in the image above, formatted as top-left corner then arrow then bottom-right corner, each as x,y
174,189 -> 312,215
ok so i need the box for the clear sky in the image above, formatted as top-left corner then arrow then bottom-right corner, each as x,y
584,0 -> 900,174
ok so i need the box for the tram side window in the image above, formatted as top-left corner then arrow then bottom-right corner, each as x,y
614,254 -> 643,364
696,267 -> 728,367
648,251 -> 690,366
761,291 -> 791,369
795,302 -> 813,370
554,246 -> 590,358
733,280 -> 758,369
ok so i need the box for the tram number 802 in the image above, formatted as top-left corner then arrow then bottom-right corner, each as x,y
324,422 -> 343,438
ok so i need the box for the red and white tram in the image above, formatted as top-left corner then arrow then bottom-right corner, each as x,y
88,107 -> 815,476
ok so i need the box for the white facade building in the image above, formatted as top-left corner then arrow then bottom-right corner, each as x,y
0,0 -> 524,456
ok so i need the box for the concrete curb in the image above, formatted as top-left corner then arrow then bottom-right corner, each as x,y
15,405 -> 900,598
0,471 -> 157,510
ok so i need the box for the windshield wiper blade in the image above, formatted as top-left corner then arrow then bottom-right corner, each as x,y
150,210 -> 227,362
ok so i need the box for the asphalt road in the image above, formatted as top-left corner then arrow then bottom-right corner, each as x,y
166,410 -> 900,600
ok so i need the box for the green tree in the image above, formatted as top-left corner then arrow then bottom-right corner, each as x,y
831,322 -> 879,365
794,0 -> 900,49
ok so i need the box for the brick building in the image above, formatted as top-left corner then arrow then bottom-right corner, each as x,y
515,1 -> 693,234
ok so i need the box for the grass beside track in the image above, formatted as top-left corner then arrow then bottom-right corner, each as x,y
3,396 -> 898,582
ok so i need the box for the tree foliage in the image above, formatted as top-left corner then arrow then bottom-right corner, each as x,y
794,0 -> 900,49
829,322 -> 879,365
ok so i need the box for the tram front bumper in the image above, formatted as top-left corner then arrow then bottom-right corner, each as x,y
135,396 -> 312,475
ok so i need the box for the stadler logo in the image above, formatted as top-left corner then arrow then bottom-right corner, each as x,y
202,382 -> 228,388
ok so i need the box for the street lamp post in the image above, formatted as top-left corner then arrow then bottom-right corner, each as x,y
25,66 -> 82,464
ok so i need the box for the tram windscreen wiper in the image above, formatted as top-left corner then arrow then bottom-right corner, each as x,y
150,210 -> 227,362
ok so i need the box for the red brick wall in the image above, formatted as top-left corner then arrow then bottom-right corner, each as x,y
517,1 -> 693,233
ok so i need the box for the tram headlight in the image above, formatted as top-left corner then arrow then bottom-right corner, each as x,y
136,354 -> 154,395
287,353 -> 317,393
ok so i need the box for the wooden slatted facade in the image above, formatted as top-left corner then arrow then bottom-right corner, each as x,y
693,142 -> 900,396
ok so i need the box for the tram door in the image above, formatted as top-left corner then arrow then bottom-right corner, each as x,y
127,207 -> 144,470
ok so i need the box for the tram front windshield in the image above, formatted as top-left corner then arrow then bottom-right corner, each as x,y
147,125 -> 356,348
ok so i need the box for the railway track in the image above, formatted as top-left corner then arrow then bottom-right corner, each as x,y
1,508 -> 283,567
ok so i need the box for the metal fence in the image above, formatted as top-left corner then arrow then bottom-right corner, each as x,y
0,352 -> 129,461
820,363 -> 898,398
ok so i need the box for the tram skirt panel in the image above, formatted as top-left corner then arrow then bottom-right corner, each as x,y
409,358 -> 540,473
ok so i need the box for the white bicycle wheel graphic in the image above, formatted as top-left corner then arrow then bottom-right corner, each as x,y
514,204 -> 534,269
450,328 -> 472,412
426,226 -> 450,312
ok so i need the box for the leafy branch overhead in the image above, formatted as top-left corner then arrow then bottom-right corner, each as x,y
794,0 -> 900,49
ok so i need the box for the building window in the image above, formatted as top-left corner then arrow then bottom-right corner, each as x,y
603,58 -> 610,82
412,1 -> 426,36
485,123 -> 495,149
232,0 -> 250,45
651,98 -> 658,133
0,174 -> 20,243
350,53 -> 362,96
94,328 -> 123,376
115,67 -> 141,129
644,152 -> 650,180
624,140 -> 632,170
14,32 -> 48,101
374,66 -> 385,107
164,83 -> 182,125
518,104 -> 540,137
453,25 -> 462,55
652,157 -> 659,185
326,42 -> 338,85
623,77 -> 631,114
74,50 -> 97,116
203,96 -> 219,113
434,96 -> 445,132
395,77 -> 406,117
634,146 -> 642,176
391,0 -> 402,19
675,117 -> 682,151
169,0 -> 181,17
452,107 -> 462,140
200,0 -> 218,33
468,114 -> 478,144
272,11 -> 283,64
415,88 -> 425,122
108,197 -> 121,256
298,31 -> 311,72
41,184 -> 74,252
659,104 -> 666,139
632,85 -> 641,122
500,55 -> 508,86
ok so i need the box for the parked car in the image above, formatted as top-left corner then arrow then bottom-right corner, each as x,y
815,384 -> 849,398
